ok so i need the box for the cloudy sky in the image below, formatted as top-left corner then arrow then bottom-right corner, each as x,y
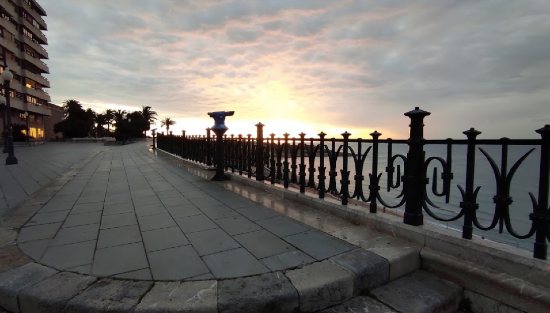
40,0 -> 550,138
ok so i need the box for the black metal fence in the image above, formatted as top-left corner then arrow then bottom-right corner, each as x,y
156,107 -> 550,260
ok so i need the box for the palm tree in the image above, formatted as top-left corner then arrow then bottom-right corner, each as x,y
62,99 -> 83,117
105,109 -> 114,134
113,109 -> 126,124
95,113 -> 108,137
141,106 -> 157,135
160,117 -> 175,134
141,106 -> 157,125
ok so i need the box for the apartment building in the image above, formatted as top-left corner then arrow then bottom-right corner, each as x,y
0,0 -> 58,141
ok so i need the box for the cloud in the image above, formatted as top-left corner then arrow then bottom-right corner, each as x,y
41,0 -> 550,138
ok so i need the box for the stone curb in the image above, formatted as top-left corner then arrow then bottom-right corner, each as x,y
0,246 -> 389,313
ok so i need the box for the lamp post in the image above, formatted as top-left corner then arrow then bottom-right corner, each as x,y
23,111 -> 29,143
2,67 -> 17,165
151,128 -> 156,149
1,96 -> 7,153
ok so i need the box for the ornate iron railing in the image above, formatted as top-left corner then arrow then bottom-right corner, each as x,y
155,107 -> 550,260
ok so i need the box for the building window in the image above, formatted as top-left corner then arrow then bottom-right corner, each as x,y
26,95 -> 38,104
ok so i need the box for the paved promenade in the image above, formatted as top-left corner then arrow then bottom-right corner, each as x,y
0,142 -> 470,313
0,143 -> 106,216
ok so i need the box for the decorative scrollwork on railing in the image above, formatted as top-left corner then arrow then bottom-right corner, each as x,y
478,144 -> 535,238
348,140 -> 371,202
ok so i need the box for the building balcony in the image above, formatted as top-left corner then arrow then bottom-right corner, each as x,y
24,86 -> 50,102
23,70 -> 49,88
22,18 -> 47,45
5,58 -> 22,73
23,55 -> 49,73
0,36 -> 19,55
0,17 -> 18,38
19,3 -> 47,31
8,96 -> 51,116
0,2 -> 18,20
22,35 -> 48,59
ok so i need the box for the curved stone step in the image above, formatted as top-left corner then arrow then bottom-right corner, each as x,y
0,247 -> 392,313
371,270 -> 462,313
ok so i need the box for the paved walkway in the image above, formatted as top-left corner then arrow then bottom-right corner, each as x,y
0,143 -> 106,216
0,141 -> 436,313
16,143 -> 356,280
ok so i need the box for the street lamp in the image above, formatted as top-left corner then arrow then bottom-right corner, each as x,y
151,128 -> 156,149
2,67 -> 17,165
1,96 -> 6,153
23,111 -> 29,143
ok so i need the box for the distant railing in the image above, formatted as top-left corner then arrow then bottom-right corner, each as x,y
156,107 -> 550,260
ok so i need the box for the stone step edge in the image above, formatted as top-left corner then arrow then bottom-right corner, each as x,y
421,248 -> 550,313
370,270 -> 463,313
0,248 -> 389,313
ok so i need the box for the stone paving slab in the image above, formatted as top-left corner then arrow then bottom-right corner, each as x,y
19,272 -> 96,313
0,263 -> 57,313
319,296 -> 398,313
63,279 -> 153,313
218,272 -> 299,313
286,260 -> 355,312
135,280 -> 217,313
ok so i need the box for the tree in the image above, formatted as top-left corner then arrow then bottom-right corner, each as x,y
141,106 -> 157,130
113,109 -> 126,124
161,117 -> 175,134
105,109 -> 114,134
54,99 -> 95,138
95,113 -> 108,137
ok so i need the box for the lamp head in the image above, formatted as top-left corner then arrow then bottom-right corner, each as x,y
1,67 -> 13,82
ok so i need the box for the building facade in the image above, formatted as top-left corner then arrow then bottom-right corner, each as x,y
0,0 -> 58,141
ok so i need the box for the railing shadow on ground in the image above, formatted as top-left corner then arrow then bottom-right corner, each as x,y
155,107 -> 550,260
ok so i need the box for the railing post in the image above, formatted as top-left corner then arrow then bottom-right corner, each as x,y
461,128 -> 481,239
340,131 -> 351,205
181,130 -> 189,159
283,133 -> 290,188
533,125 -> 550,259
403,107 -> 430,226
206,128 -> 212,166
299,133 -> 306,193
318,132 -> 326,199
308,137 -> 316,188
247,134 -> 252,178
369,131 -> 381,213
291,137 -> 298,184
255,123 -> 264,181
270,133 -> 276,184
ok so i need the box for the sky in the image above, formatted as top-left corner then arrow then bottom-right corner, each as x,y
40,0 -> 550,139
